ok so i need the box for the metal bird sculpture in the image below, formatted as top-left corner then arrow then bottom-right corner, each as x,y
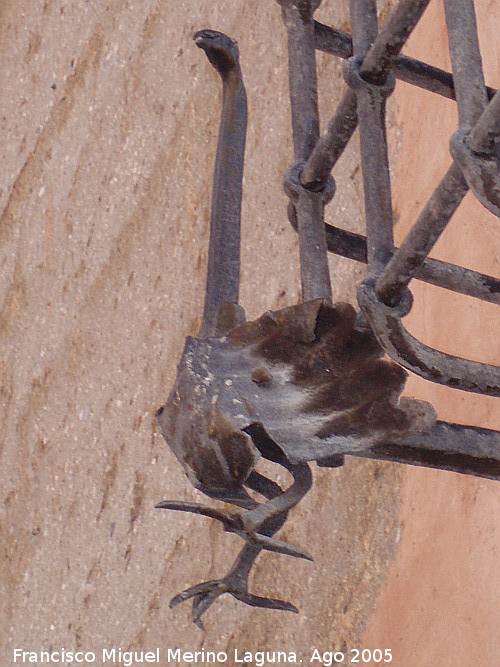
156,28 -> 435,628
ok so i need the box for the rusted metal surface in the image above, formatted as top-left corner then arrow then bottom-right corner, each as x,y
159,300 -> 436,469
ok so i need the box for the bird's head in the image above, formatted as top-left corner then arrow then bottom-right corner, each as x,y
194,29 -> 240,76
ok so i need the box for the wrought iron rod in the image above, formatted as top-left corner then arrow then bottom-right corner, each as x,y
303,0 -> 430,195
360,0 -> 431,85
444,0 -> 488,130
314,22 -> 498,102
353,422 -> 500,481
280,4 -> 320,161
449,88 -> 500,216
198,33 -> 247,337
287,417 -> 500,481
350,0 -> 378,57
467,87 -> 500,155
375,163 -> 468,307
278,0 -> 332,303
319,223 -> 500,306
300,89 -> 357,191
358,278 -> 500,397
347,0 -> 394,274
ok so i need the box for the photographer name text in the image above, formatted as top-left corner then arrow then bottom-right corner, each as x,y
13,646 -> 393,666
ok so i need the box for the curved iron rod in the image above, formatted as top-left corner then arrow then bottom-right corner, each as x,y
358,279 -> 500,397
195,31 -> 248,338
450,90 -> 500,218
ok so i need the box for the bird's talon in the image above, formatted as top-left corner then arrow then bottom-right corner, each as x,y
169,580 -> 219,608
156,499 -> 310,560
232,591 -> 299,613
246,532 -> 313,561
170,574 -> 298,627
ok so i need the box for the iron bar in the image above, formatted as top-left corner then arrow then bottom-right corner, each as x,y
300,89 -> 357,190
319,223 -> 500,305
359,0 -> 431,85
279,2 -> 320,161
350,0 -> 378,56
198,32 -> 247,337
303,0 -> 430,197
278,0 -> 332,302
353,422 -> 500,481
444,0 -> 488,131
314,21 -> 498,102
347,0 -> 394,274
468,87 -> 500,155
288,194 -> 500,306
375,163 -> 468,307
285,415 -> 500,481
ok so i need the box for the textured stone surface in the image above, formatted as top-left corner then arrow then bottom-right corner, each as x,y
0,1 -> 399,661
0,1 -> 498,665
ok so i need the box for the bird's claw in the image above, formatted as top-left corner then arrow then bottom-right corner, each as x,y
170,575 -> 298,629
240,531 -> 312,560
155,500 -> 312,560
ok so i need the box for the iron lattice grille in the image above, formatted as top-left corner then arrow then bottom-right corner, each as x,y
279,0 -> 500,476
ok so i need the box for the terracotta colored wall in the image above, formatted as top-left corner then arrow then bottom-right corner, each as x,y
0,2 -> 498,666
363,2 -> 500,665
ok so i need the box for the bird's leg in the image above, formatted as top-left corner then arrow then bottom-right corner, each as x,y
155,458 -> 313,560
234,422 -> 313,535
169,470 -> 308,628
